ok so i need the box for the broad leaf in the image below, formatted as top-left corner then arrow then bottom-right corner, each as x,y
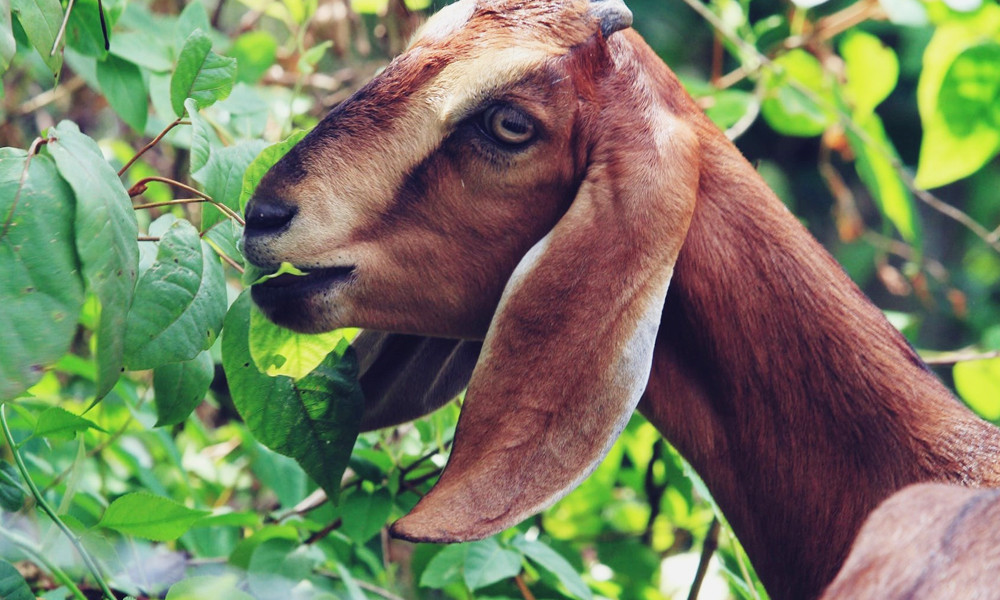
761,49 -> 837,137
0,461 -> 24,512
10,0 -> 63,74
249,305 -> 352,379
33,406 -> 104,440
185,98 -> 219,174
153,351 -> 214,427
841,30 -> 898,117
109,31 -> 173,72
512,535 -> 593,600
166,575 -> 255,600
172,1 -> 211,52
0,0 -> 15,75
97,55 -> 148,133
65,0 -> 108,59
0,560 -> 33,600
194,139 -> 267,230
339,488 -> 393,543
0,149 -> 84,400
222,292 -> 364,501
231,30 -> 278,83
420,545 -> 467,588
464,538 -> 523,591
124,219 -> 226,370
170,28 -> 236,117
239,130 -> 308,212
955,357 -> 1000,421
97,492 -> 210,541
47,120 -> 139,399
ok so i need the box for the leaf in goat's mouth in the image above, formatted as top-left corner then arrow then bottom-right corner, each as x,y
245,261 -> 310,286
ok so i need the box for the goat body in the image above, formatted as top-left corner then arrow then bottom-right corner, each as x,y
241,1 -> 1000,597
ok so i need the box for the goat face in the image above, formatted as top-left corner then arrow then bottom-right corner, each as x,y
243,0 -> 599,337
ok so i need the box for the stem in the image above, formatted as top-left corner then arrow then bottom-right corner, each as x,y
687,518 -> 720,600
118,119 -> 189,176
1,527 -> 89,600
130,176 -> 245,226
51,0 -> 77,56
514,574 -> 536,600
923,349 -> 1000,366
0,406 -> 116,600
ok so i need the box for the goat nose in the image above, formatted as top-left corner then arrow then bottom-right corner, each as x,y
244,200 -> 297,234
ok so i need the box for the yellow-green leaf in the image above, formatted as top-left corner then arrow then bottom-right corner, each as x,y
955,357 -> 1000,420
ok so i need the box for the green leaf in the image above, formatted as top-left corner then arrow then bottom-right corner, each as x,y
97,492 -> 210,541
194,139 -> 267,231
33,406 -> 104,440
247,538 -> 323,598
334,562 -> 367,600
170,28 -> 236,117
512,536 -> 593,600
166,575 -> 255,600
915,4 -> 1000,188
955,357 -> 1000,420
239,130 -> 308,212
124,219 -> 227,370
46,120 -> 139,399
97,55 -> 148,132
0,461 -> 24,512
0,149 -> 84,400
339,488 -> 393,543
109,31 -> 173,72
231,30 -> 277,84
0,560 -> 33,600
840,30 -> 898,117
11,0 -> 63,74
420,545 -> 467,588
702,89 -> 754,131
0,0 -> 16,75
847,113 -> 922,251
249,305 -> 352,379
221,292 -> 364,502
464,538 -> 523,591
153,351 -> 214,427
185,98 -> 219,174
761,49 -> 837,137
65,0 -> 108,59
173,1 -> 211,52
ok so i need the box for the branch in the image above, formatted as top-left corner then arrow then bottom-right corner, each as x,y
922,349 -> 1000,366
687,518 -> 720,600
118,118 -> 189,176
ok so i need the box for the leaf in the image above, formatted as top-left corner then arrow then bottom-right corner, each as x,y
464,538 -> 523,591
955,357 -> 1000,420
33,406 -> 104,440
0,149 -> 84,400
840,30 -> 898,117
915,4 -> 1000,188
0,461 -> 24,512
231,30 -> 277,84
97,55 -> 148,132
97,492 -> 210,541
420,544 -> 467,588
761,49 -> 837,137
847,113 -> 922,251
339,488 -> 393,543
0,0 -> 16,75
0,560 -> 33,600
172,1 -> 211,52
153,351 -> 214,427
702,89 -> 754,131
65,0 -> 108,59
334,562 -> 367,600
170,29 -> 236,117
938,42 -> 1000,135
512,536 -> 593,600
239,130 -> 308,212
249,304 -> 351,379
166,575 -> 255,600
185,98 -> 219,174
194,139 -> 267,231
221,292 -> 364,502
10,0 -> 63,74
124,219 -> 227,370
46,120 -> 139,399
109,31 -> 173,72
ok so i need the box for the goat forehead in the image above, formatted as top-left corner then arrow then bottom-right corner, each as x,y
416,0 -> 594,49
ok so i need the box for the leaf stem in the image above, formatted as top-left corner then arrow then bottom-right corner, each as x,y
513,574 -> 536,600
51,0 -> 76,56
130,176 -> 245,226
118,118 -> 189,176
0,405 -> 117,600
1,526 -> 90,600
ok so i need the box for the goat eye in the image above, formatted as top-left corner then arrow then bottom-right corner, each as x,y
483,105 -> 535,146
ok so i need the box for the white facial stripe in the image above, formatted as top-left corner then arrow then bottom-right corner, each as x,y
412,0 -> 477,44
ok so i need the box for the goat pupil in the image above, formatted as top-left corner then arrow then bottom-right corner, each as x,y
487,106 -> 533,145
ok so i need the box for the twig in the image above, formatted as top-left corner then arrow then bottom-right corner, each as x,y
514,574 -> 537,600
1,138 -> 48,242
687,518 -> 720,600
130,176 -> 245,226
14,77 -> 86,116
922,350 -> 1000,366
118,118 -> 189,176
138,236 -> 160,242
304,518 -> 342,544
51,0 -> 77,56
1,406 -> 116,600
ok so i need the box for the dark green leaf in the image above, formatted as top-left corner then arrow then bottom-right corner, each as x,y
65,0 -> 108,59
0,560 -> 33,600
194,139 -> 267,231
124,219 -> 226,370
231,30 -> 277,84
96,54 -> 148,132
221,292 -> 364,502
512,536 -> 592,600
170,29 -> 236,117
33,406 -> 104,440
10,0 -> 63,74
0,150 -> 83,400
0,461 -> 24,511
463,538 -> 523,591
153,351 -> 214,427
339,488 -> 393,543
97,492 -> 210,540
46,120 -> 139,399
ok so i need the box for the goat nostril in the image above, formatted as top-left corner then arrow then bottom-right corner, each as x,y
244,200 -> 297,233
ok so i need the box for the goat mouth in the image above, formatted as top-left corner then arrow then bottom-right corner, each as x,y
250,265 -> 355,305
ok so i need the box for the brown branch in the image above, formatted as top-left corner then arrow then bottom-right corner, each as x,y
304,518 -> 342,544
130,176 -> 245,226
118,118 -> 189,176
688,518 -> 721,600
51,0 -> 77,56
514,574 -> 536,600
138,236 -> 160,242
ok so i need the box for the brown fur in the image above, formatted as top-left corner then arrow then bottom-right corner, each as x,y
242,1 -> 1000,598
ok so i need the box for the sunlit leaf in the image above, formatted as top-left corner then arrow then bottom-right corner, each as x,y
97,55 -> 148,132
955,357 -> 1000,420
33,406 -> 104,440
10,0 -> 63,74
0,149 -> 83,400
170,28 -> 236,117
153,351 -> 214,427
97,492 -> 210,540
249,305 -> 352,379
239,130 -> 308,212
172,1 -> 211,51
512,535 -> 592,599
840,30 -> 898,117
124,219 -> 226,370
195,139 -> 267,231
47,120 -> 139,399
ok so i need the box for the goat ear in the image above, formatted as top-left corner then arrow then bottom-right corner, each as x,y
590,0 -> 632,38
390,109 -> 701,542
354,331 -> 480,431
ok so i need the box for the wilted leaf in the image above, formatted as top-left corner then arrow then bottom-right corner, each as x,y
124,219 -> 226,370
0,149 -> 84,400
170,29 -> 236,117
47,120 -> 139,399
97,55 -> 148,132
97,492 -> 210,541
153,351 -> 214,427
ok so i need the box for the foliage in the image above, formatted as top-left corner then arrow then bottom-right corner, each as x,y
0,0 -> 999,598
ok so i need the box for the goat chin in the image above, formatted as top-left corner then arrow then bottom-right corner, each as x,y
241,0 -> 1000,598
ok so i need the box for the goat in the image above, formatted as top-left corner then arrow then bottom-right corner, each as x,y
240,0 -> 1000,597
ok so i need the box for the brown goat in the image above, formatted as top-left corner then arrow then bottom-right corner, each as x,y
241,0 -> 1000,597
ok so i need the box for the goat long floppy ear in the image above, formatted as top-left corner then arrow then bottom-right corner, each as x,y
391,69 -> 701,542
